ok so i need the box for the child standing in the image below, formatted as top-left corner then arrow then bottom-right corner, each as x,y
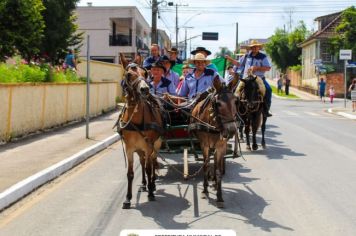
329,85 -> 335,104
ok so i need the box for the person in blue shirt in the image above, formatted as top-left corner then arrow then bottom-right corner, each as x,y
160,55 -> 180,89
168,47 -> 183,66
178,53 -> 221,99
143,44 -> 161,70
64,49 -> 77,71
225,40 -> 272,116
190,46 -> 219,73
148,61 -> 176,96
318,77 -> 326,103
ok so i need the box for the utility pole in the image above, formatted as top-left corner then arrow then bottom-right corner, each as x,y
175,4 -> 178,47
168,2 -> 188,48
151,0 -> 158,44
235,22 -> 239,54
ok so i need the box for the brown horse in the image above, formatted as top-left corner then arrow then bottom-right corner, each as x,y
189,77 -> 238,208
118,68 -> 163,209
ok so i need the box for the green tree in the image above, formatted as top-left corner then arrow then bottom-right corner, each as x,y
265,21 -> 309,73
40,0 -> 83,64
329,6 -> 356,60
0,0 -> 45,62
215,47 -> 233,58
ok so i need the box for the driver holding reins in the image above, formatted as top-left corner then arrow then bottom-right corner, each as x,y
177,52 -> 223,99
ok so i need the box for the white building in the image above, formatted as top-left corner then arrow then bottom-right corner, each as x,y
76,6 -> 152,63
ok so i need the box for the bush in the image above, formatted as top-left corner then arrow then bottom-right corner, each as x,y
0,61 -> 83,83
289,65 -> 302,72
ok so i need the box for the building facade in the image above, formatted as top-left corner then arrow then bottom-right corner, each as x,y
76,6 -> 151,63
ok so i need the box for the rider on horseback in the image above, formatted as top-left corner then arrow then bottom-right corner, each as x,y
225,40 -> 272,117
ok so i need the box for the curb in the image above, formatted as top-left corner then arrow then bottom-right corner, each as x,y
327,108 -> 356,120
0,133 -> 120,211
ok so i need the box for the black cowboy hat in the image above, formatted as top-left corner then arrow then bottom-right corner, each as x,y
191,46 -> 211,56
159,55 -> 171,62
168,47 -> 179,53
151,61 -> 167,73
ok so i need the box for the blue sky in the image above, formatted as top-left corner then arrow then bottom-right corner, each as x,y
78,0 -> 354,56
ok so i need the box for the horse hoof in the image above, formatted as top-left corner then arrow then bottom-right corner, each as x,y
201,192 -> 209,199
122,201 -> 131,209
262,144 -> 266,149
216,201 -> 224,208
139,186 -> 147,192
252,144 -> 258,150
148,195 -> 155,201
246,145 -> 251,150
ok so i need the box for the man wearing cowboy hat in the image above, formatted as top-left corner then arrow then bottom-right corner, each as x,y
178,53 -> 221,99
191,46 -> 219,73
160,55 -> 180,88
148,61 -> 176,96
168,47 -> 183,66
225,39 -> 273,117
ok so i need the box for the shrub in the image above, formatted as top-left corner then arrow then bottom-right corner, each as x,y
289,65 -> 302,72
0,61 -> 83,83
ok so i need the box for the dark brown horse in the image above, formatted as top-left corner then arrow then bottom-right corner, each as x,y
189,77 -> 238,208
235,75 -> 267,151
118,68 -> 163,209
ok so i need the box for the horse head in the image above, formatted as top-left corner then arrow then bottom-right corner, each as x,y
212,76 -> 239,139
241,75 -> 261,111
123,66 -> 149,100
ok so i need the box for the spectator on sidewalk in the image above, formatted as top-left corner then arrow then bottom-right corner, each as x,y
329,85 -> 335,104
63,49 -> 77,71
284,74 -> 291,95
277,74 -> 283,94
348,78 -> 356,112
318,78 -> 326,103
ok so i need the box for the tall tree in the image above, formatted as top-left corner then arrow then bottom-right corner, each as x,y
40,0 -> 83,64
0,0 -> 45,62
329,6 -> 356,60
265,21 -> 309,72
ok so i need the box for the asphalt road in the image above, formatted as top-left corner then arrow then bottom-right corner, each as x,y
1,98 -> 356,236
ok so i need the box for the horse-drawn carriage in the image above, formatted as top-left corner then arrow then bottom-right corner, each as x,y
116,67 -> 267,209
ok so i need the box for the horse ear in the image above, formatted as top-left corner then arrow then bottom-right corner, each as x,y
240,77 -> 246,83
213,75 -> 222,92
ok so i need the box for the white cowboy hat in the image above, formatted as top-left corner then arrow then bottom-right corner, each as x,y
248,39 -> 263,48
187,53 -> 211,64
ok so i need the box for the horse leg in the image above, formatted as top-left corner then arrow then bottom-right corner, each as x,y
261,115 -> 267,149
245,123 -> 251,150
201,147 -> 210,199
215,147 -> 225,208
123,150 -> 134,209
233,132 -> 240,158
239,125 -> 244,142
145,152 -> 155,201
137,151 -> 147,192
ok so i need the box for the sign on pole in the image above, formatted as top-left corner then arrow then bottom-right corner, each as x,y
340,49 -> 352,108
202,32 -> 219,41
339,49 -> 352,60
313,59 -> 322,65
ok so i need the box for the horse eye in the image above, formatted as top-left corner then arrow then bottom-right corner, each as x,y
215,101 -> 222,107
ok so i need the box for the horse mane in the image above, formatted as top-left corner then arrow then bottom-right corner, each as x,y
234,75 -> 266,97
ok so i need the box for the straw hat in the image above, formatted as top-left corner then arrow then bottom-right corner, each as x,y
188,53 -> 210,64
248,39 -> 263,48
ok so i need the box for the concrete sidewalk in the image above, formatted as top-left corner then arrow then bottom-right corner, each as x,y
0,110 -> 120,211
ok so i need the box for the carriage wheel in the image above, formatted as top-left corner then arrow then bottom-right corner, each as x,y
183,148 -> 189,180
